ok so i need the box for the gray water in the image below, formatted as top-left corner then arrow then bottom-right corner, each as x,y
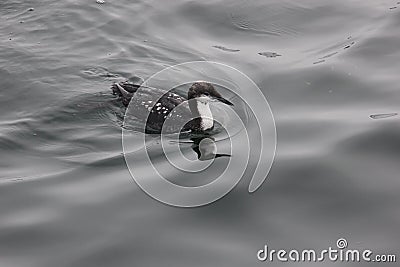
1,0 -> 400,266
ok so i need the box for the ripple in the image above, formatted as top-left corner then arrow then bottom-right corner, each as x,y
258,51 -> 281,58
370,113 -> 398,119
316,37 -> 356,64
313,60 -> 325,65
81,66 -> 120,80
212,45 -> 240,52
1,0 -> 400,266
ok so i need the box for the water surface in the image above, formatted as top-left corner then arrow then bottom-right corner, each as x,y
1,0 -> 400,266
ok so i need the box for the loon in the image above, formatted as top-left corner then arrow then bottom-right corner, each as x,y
112,81 -> 233,133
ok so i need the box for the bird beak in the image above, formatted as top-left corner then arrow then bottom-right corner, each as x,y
215,96 -> 234,106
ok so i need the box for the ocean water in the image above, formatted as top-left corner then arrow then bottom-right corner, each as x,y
1,0 -> 400,266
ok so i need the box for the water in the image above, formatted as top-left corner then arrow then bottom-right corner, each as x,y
1,0 -> 400,266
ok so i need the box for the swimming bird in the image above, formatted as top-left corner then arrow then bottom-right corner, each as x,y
112,81 -> 233,133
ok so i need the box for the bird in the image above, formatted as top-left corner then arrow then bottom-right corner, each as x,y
111,81 -> 233,133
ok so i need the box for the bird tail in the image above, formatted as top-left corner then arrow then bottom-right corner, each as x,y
111,81 -> 141,106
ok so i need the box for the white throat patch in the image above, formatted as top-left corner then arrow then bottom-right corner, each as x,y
196,97 -> 213,130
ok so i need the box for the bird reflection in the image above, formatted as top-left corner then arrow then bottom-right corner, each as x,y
190,136 -> 231,161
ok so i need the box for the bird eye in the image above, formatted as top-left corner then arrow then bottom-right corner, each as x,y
204,92 -> 210,96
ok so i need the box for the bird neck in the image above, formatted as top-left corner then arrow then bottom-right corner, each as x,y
189,99 -> 214,131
